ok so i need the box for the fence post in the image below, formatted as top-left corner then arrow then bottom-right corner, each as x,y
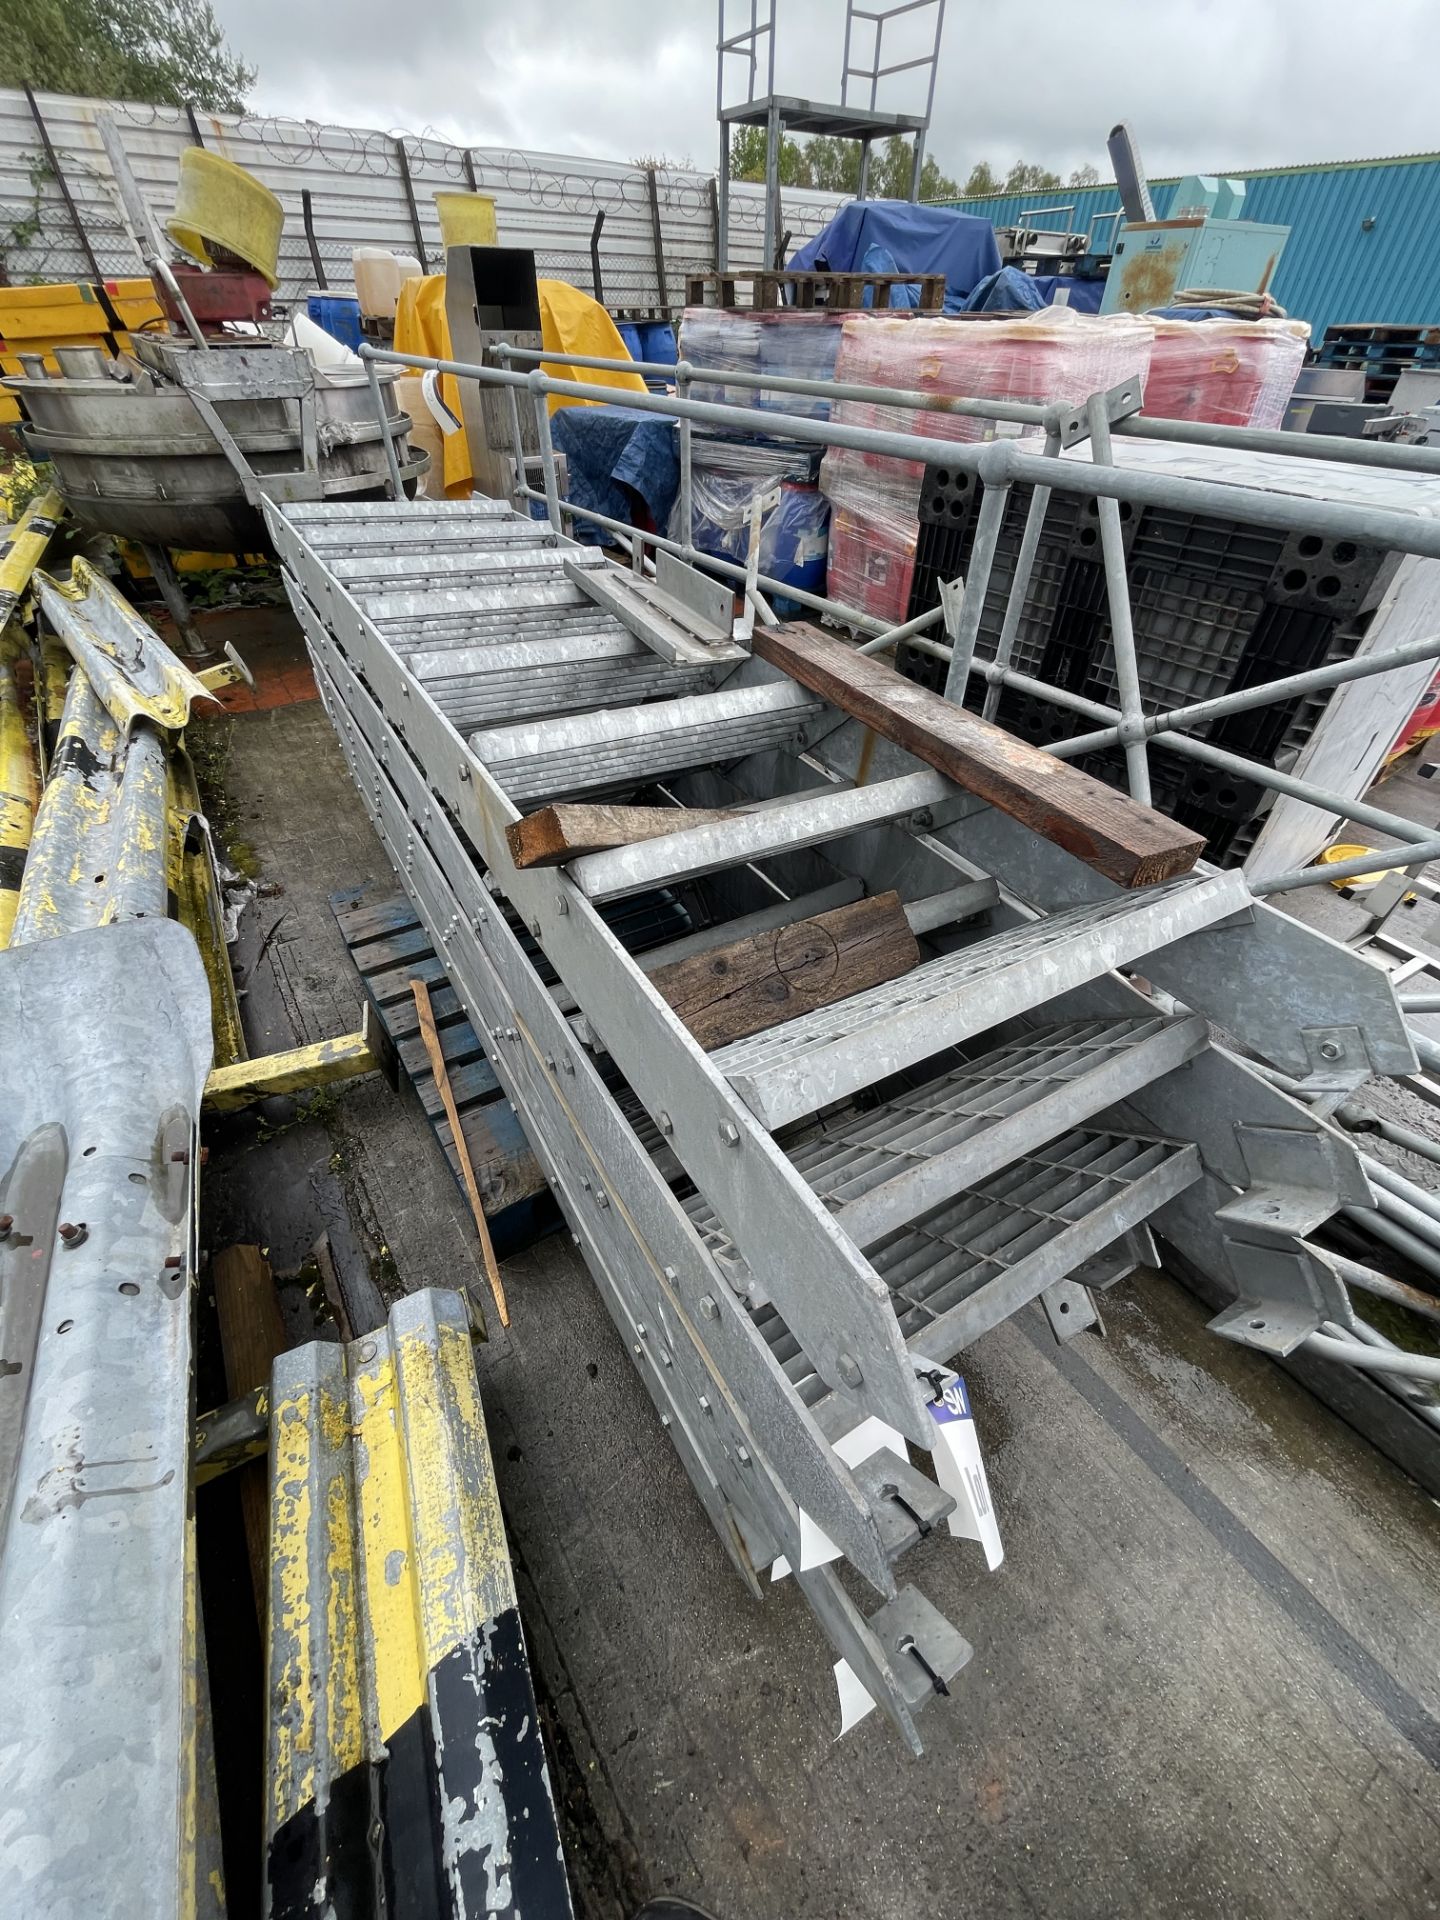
645,166 -> 668,320
394,135 -> 430,273
24,86 -> 102,283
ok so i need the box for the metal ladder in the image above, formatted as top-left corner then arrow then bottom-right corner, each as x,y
271,498 -> 1412,1751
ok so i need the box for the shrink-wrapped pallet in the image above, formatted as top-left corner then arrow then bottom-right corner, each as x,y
1144,318 -> 1310,430
678,308 -> 848,419
823,310 -> 1155,623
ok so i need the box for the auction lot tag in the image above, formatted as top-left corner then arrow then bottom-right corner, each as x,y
928,1374 -> 1003,1571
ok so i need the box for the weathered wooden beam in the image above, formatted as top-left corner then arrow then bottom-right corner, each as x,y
752,622 -> 1205,889
648,889 -> 919,1051
506,801 -> 738,868
203,1003 -> 397,1110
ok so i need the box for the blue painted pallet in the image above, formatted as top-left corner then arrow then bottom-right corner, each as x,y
331,884 -> 559,1257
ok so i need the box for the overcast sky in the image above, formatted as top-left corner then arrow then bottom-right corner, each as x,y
209,0 -> 1440,185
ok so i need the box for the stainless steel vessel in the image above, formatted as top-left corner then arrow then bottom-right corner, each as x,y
6,338 -> 429,550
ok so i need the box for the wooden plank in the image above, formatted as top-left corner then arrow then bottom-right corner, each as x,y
648,890 -> 919,1051
212,1244 -> 287,1624
752,622 -> 1205,889
411,977 -> 510,1329
507,801 -> 739,869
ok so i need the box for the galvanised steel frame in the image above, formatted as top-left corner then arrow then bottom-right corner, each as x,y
304,344 -> 1440,1739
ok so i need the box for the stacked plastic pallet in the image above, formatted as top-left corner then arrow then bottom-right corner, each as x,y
822,311 -> 1156,624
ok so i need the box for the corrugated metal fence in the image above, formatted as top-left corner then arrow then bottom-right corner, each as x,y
0,88 -> 848,314
938,153 -> 1440,342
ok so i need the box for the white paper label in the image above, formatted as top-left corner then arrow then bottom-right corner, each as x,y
928,1375 -> 1003,1570
833,1658 -> 877,1736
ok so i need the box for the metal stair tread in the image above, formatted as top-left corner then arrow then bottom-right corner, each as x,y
680,1013 -> 1203,1258
713,869 -> 1247,1129
747,1128 -> 1203,1406
469,681 -> 822,807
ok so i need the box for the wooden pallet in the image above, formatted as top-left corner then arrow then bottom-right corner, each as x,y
684,267 -> 946,312
331,884 -> 558,1255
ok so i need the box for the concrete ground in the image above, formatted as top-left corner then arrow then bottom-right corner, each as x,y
194,606 -> 1440,1920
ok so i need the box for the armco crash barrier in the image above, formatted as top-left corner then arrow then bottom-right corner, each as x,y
265,1287 -> 573,1920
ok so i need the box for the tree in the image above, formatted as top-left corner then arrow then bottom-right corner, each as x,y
1001,160 -> 1063,194
803,134 -> 860,195
1069,163 -> 1100,186
0,0 -> 254,114
728,125 -> 814,187
962,160 -> 1000,198
730,127 -> 958,201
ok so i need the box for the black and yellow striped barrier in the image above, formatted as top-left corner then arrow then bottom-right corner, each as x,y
265,1288 -> 573,1919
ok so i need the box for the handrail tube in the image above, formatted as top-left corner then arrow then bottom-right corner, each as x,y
1301,1331 -> 1440,1382
358,342 -> 1440,895
494,343 -> 1440,478
360,345 -> 1440,562
1054,627 -> 1440,755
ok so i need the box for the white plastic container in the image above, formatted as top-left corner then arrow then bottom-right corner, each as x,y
352,247 -> 423,322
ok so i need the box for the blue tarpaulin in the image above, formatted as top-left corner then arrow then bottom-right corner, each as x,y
959,267 -> 1108,315
788,200 -> 1002,307
550,404 -> 679,546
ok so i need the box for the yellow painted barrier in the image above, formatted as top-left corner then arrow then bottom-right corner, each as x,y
0,280 -> 165,424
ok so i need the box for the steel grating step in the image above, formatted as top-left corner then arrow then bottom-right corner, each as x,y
569,769 -> 953,902
330,547 -> 602,594
349,574 -> 610,633
410,632 -> 717,730
785,1014 -> 1206,1249
308,522 -> 554,560
750,1129 -> 1202,1404
712,870 -> 1247,1129
470,681 -> 822,807
282,499 -> 516,524
680,1012 -> 1202,1257
384,604 -> 625,656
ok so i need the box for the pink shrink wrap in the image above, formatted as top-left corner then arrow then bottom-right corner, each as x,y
822,309 -> 1155,624
1144,317 -> 1310,430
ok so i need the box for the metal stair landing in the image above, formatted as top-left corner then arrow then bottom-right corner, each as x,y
713,870 -> 1247,1129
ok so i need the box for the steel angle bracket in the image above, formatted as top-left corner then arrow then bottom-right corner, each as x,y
306,624 -> 892,1599
1208,1236 -> 1355,1357
1208,1120 -> 1370,1355
35,558 -> 217,732
565,550 -> 747,667
265,1288 -> 573,1919
1046,377 -> 1145,451
0,918 -> 212,1917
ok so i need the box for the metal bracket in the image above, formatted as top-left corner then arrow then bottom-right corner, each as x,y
1209,1238 -> 1353,1357
197,642 -> 256,696
566,550 -> 746,666
1040,1277 -> 1101,1342
735,483 -> 782,644
1049,377 -> 1146,450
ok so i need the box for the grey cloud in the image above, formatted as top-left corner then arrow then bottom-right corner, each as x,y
209,0 -> 1440,184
